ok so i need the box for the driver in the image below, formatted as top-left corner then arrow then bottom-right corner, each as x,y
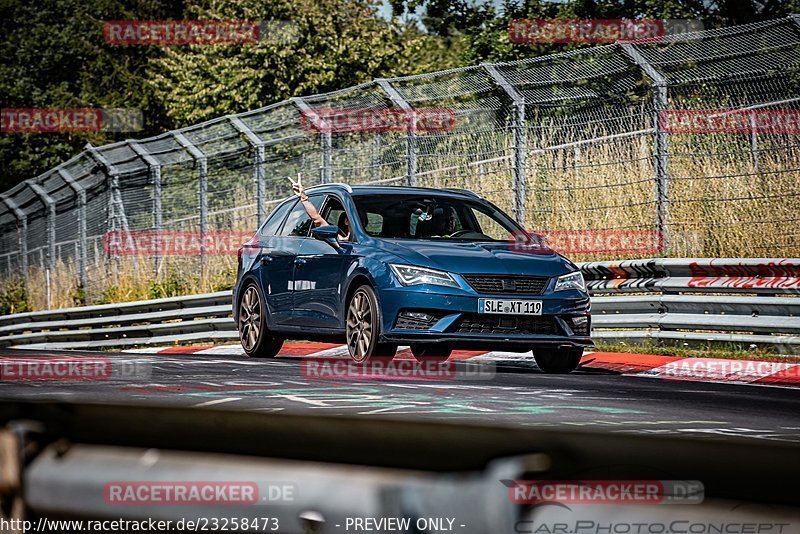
289,174 -> 350,241
432,206 -> 457,236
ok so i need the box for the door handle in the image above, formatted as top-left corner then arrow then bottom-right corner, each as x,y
294,257 -> 306,266
260,256 -> 273,264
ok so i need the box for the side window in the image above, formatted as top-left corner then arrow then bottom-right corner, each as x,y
259,201 -> 294,236
323,197 -> 346,226
279,195 -> 324,237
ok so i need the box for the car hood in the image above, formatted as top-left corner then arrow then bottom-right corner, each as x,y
372,239 -> 575,277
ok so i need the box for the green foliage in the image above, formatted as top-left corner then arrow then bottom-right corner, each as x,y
390,0 -> 800,64
148,268 -> 195,300
1,0 -> 461,190
0,277 -> 29,315
0,0 -> 183,190
146,0 -> 458,125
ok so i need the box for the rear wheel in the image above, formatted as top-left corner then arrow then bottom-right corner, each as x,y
534,347 -> 583,374
410,344 -> 452,362
346,285 -> 397,362
238,283 -> 283,358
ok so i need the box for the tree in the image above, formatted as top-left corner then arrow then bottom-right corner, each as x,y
389,0 -> 800,64
147,0 -> 458,126
0,0 -> 182,190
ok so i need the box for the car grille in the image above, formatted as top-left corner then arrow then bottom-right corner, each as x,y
456,314 -> 558,336
462,274 -> 549,295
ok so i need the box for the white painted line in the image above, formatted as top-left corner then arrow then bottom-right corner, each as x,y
192,397 -> 242,408
194,345 -> 246,355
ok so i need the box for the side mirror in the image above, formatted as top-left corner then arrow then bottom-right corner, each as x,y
311,225 -> 341,249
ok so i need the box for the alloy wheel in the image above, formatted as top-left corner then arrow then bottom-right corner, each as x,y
346,289 -> 373,362
239,285 -> 262,352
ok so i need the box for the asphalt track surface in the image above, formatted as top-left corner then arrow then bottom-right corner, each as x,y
2,347 -> 800,444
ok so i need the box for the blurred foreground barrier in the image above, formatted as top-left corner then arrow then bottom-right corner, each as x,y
584,258 -> 800,354
0,259 -> 797,354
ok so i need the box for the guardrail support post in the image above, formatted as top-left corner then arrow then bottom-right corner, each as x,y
26,181 -> 56,269
620,43 -> 670,255
85,144 -> 135,274
291,98 -> 332,184
174,132 -> 208,285
484,63 -> 527,227
0,195 -> 27,284
229,116 -> 266,223
376,79 -> 417,187
130,142 -> 163,278
58,168 -> 87,289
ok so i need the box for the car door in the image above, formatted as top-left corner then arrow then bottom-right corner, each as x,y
291,195 -> 354,330
260,196 -> 323,325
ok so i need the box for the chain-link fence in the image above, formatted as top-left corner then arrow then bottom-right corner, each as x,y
2,16 -> 799,309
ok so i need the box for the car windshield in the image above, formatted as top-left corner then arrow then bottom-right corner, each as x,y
352,194 -> 520,241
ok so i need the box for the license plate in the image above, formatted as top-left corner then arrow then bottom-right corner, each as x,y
478,298 -> 542,315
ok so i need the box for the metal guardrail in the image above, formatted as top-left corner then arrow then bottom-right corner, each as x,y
0,259 -> 798,354
586,258 -> 800,353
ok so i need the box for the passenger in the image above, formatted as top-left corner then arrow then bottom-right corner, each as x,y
289,175 -> 350,241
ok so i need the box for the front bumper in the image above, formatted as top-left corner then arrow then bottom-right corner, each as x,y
377,285 -> 592,351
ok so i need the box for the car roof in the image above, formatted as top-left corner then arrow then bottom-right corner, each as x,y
306,183 -> 482,200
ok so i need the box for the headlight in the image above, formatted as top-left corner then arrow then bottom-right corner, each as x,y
389,264 -> 459,288
554,271 -> 586,292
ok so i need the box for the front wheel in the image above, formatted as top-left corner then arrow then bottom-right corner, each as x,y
238,283 -> 283,358
346,285 -> 396,362
533,347 -> 583,374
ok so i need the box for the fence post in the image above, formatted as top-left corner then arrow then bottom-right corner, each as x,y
0,194 -> 27,284
85,144 -> 135,273
26,181 -> 56,268
57,168 -> 87,289
229,116 -> 266,223
620,43 -> 670,255
376,79 -> 417,187
291,98 -> 332,184
129,142 -> 163,278
483,63 -> 527,227
749,114 -> 759,173
173,132 -> 208,284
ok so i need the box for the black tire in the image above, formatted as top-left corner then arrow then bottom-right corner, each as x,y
533,348 -> 583,374
346,285 -> 396,362
238,282 -> 284,358
410,344 -> 452,362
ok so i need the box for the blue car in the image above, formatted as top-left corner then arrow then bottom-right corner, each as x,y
233,184 -> 591,373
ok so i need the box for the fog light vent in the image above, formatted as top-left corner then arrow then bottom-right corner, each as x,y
395,310 -> 441,330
